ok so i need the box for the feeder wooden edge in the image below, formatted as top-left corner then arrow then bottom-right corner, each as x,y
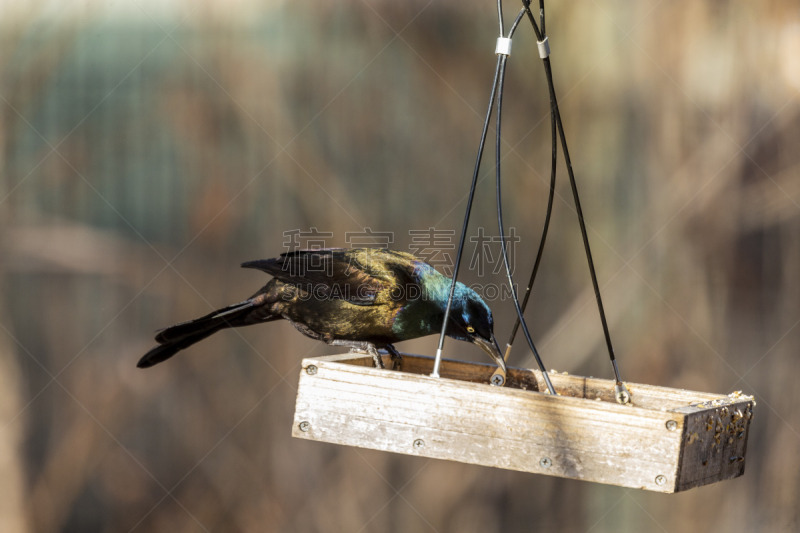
291,352 -> 755,493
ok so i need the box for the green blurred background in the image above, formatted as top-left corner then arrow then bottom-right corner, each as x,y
2,1 -> 799,531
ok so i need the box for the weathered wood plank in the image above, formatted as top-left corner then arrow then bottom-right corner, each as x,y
292,353 -> 755,492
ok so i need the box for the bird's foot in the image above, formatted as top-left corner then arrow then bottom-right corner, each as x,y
330,340 -> 384,369
385,344 -> 403,371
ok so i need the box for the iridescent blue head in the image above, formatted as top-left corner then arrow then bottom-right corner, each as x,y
404,261 -> 505,372
446,283 -> 506,373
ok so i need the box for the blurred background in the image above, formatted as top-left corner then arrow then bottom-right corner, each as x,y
1,0 -> 799,531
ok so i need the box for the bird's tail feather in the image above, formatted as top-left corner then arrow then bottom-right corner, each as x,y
137,299 -> 272,368
137,327 -> 223,368
154,300 -> 254,343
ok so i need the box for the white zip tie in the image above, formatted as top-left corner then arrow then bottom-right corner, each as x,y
495,37 -> 512,56
537,36 -> 550,59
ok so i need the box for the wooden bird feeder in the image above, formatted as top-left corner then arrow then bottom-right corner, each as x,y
289,1 -> 758,493
292,352 -> 755,493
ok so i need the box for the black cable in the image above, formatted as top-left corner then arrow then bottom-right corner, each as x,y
436,4 -> 558,394
438,0 -> 625,398
497,0 -> 505,36
508,6 -> 526,36
518,1 -> 625,387
544,55 -> 621,374
521,1 -> 543,42
539,0 -> 545,35
434,58 -> 504,374
497,1 -> 626,400
504,3 -> 557,354
494,12 -> 556,394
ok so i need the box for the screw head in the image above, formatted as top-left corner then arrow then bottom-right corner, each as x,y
298,421 -> 310,432
655,475 -> 667,486
306,365 -> 318,375
490,374 -> 505,387
539,457 -> 552,469
413,438 -> 425,449
666,420 -> 678,431
614,382 -> 632,405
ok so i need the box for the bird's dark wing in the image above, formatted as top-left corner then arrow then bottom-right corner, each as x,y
345,248 -> 429,289
241,248 -> 427,305
242,249 -> 385,305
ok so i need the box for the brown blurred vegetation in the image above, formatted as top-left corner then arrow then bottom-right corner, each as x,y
2,1 -> 799,532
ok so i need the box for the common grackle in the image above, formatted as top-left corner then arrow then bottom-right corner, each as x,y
137,248 -> 505,372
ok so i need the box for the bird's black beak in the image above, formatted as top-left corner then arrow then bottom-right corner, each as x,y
471,333 -> 506,373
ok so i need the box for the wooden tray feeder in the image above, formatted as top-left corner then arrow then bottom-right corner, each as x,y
292,352 -> 755,493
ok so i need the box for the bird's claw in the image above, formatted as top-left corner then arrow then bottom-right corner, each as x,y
330,340 -> 384,368
385,345 -> 403,371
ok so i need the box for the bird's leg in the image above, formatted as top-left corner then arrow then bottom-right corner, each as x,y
385,344 -> 403,371
330,340 -> 385,369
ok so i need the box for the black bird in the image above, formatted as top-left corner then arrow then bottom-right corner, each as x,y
137,248 -> 506,372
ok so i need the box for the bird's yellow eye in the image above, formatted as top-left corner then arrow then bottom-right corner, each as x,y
466,326 -> 475,334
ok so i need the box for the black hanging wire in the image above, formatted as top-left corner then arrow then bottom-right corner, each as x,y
509,0 -> 630,402
434,0 -> 557,396
503,0 -> 556,361
432,51 -> 505,379
435,0 -> 628,402
494,6 -> 557,394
